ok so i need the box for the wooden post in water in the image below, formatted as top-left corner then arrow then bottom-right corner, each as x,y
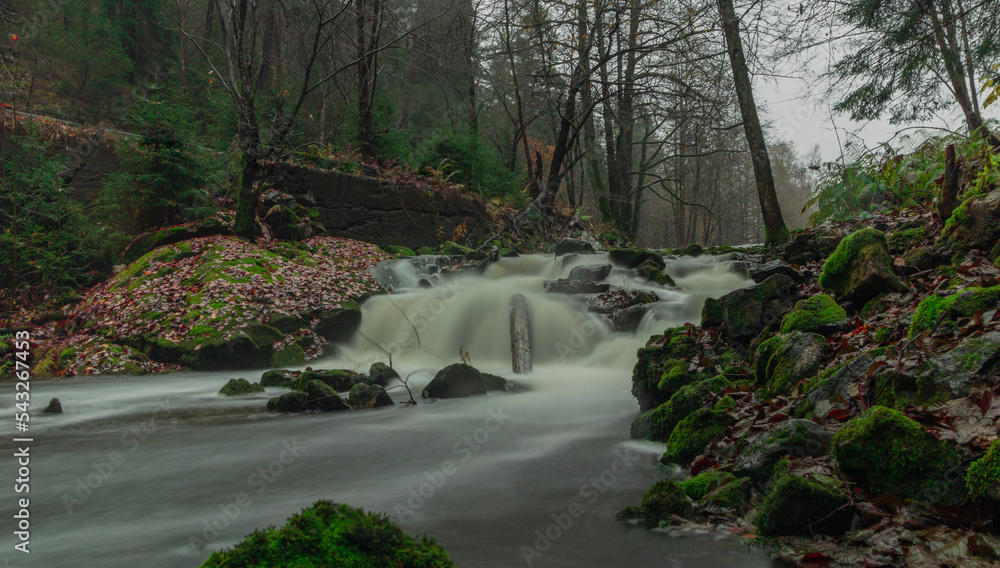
510,293 -> 532,373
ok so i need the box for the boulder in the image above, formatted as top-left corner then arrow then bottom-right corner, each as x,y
639,480 -> 692,527
383,245 -> 416,257
700,477 -> 752,513
266,391 -> 309,413
543,279 -> 611,294
733,419 -> 833,481
613,303 -> 652,332
966,440 -> 1000,501
660,408 -> 735,465
916,332 -> 1000,399
941,189 -> 1000,254
781,228 -> 842,265
440,241 -> 474,256
679,470 -> 737,501
270,343 -> 306,367
635,260 -> 676,287
909,286 -> 1000,337
609,248 -> 666,270
554,238 -> 595,256
589,289 -> 657,315
312,302 -> 362,343
481,372 -> 516,392
902,246 -> 936,271
150,321 -> 286,370
701,274 -> 798,339
294,369 -> 367,392
631,326 -> 700,412
43,397 -> 63,414
780,294 -> 848,334
832,406 -> 956,499
755,475 -> 855,537
303,380 -> 351,411
631,375 -> 729,441
752,332 -> 833,395
569,263 -> 612,282
219,378 -> 266,396
422,363 -> 487,399
263,203 -> 325,241
677,242 -> 705,257
806,354 -> 874,404
348,383 -> 395,408
260,369 -> 297,388
819,228 -> 904,307
368,362 -> 400,387
752,260 -> 805,284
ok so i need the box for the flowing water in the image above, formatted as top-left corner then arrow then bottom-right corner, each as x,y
1,253 -> 775,568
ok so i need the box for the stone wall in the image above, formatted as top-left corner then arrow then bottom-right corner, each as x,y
263,162 -> 488,249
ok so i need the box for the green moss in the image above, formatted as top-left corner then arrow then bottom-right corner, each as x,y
631,326 -> 700,410
714,395 -> 735,411
200,500 -> 454,568
700,477 -> 751,511
755,475 -> 853,537
832,406 -> 957,499
780,294 -> 847,333
638,480 -> 691,527
888,227 -> 926,252
942,199 -> 970,237
59,347 -> 76,361
384,245 -> 417,257
660,408 -> 735,465
965,440 -> 1000,500
439,241 -> 473,256
753,332 -> 829,394
680,470 -> 736,500
818,228 -> 899,300
270,343 -> 305,367
260,369 -> 296,388
631,376 -> 729,441
219,378 -> 266,397
909,286 -> 1000,337
266,391 -> 308,413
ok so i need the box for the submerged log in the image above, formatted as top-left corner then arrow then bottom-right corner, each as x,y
510,293 -> 532,374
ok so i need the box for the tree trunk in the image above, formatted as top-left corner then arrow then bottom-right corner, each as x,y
717,0 -> 788,246
510,294 -> 532,373
939,143 -> 959,224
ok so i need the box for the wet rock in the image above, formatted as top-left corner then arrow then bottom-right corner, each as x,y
303,380 -> 351,411
755,475 -> 855,537
43,397 -> 63,414
348,383 -> 394,409
294,369 -> 366,392
266,391 -> 309,413
903,246 -> 936,271
941,189 -> 1000,253
917,331 -> 1000,398
819,228 -> 904,308
589,289 -> 657,314
781,228 -> 842,265
369,362 -> 400,387
700,477 -> 752,513
630,376 -> 729,441
780,294 -> 848,334
677,242 -> 705,257
543,279 -> 611,294
312,302 -> 362,343
554,238 -> 595,256
702,274 -> 798,339
609,248 -> 666,270
909,286 -> 1000,336
422,363 -> 487,399
679,469 -> 737,501
440,241 -> 474,256
260,369 -> 297,388
631,327 -> 701,412
635,259 -> 676,287
660,408 -> 735,465
613,303 -> 652,333
751,260 -> 805,284
569,263 -> 612,282
638,480 -> 692,527
482,372 -> 517,392
806,354 -> 874,404
219,378 -> 266,396
733,419 -> 833,481
752,331 -> 833,395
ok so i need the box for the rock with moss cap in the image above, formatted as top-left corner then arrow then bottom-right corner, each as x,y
966,440 -> 1000,501
701,274 -> 798,339
369,362 -> 400,387
266,391 -> 309,413
805,354 -> 874,404
915,332 -> 1000,399
660,408 -> 735,465
348,383 -> 394,409
631,375 -> 729,441
909,286 -> 1000,337
383,245 -> 416,257
700,477 -> 752,512
631,326 -> 702,412
832,406 -> 957,500
638,480 -> 692,527
260,369 -> 297,388
481,372 -> 516,392
609,248 -> 665,270
635,259 -> 676,287
755,475 -> 855,537
819,228 -> 903,307
294,369 -> 367,392
680,469 -> 736,500
733,419 -> 833,481
303,380 -> 351,411
780,294 -> 848,334
312,301 -> 362,344
439,241 -> 474,257
43,398 -> 63,414
554,238 -> 596,256
219,378 -> 267,396
422,363 -> 487,399
752,332 -> 833,395
677,242 -> 705,257
941,189 -> 1000,254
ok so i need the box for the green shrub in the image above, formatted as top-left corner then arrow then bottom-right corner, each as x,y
416,132 -> 520,197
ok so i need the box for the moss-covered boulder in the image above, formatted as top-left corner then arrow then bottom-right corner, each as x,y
916,332 -> 1000,399
270,343 -> 306,367
293,369 -> 366,392
701,274 -> 798,339
609,248 -> 665,270
832,406 -> 957,500
887,224 -> 927,254
805,354 -> 874,404
266,391 -> 309,413
554,238 -> 596,256
780,294 -> 848,334
439,241 -> 474,256
150,321 -> 285,370
263,203 -> 325,242
755,475 -> 855,537
312,301 -> 362,344
200,500 -> 454,568
635,259 -> 676,287
733,419 -> 833,481
631,375 -> 729,441
680,470 -> 736,500
701,477 -> 752,512
902,246 -> 936,271
638,480 -> 691,527
660,408 -> 735,465
752,332 -> 833,395
122,216 -> 230,263
677,242 -> 705,257
369,362 -> 400,387
941,189 -> 1000,254
260,369 -> 297,388
631,326 -> 700,412
422,364 -> 487,399
348,383 -> 395,409
219,378 -> 266,396
966,440 -> 1000,501
384,245 -> 417,257
908,286 -> 1000,337
481,372 -> 515,392
303,380 -> 351,412
818,228 -> 903,307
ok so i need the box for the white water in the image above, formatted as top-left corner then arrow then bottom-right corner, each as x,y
0,253 -> 770,568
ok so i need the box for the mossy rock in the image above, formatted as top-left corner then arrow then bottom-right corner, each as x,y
680,470 -> 736,500
260,369 -> 297,388
752,332 -> 833,395
150,322 -> 285,370
700,477 -> 752,512
902,246 -> 936,271
660,408 -> 735,465
635,259 -> 676,287
915,331 -> 1000,399
832,406 -> 957,500
200,500 -> 455,567
631,326 -> 700,412
266,391 -> 309,413
941,189 -> 1000,254
294,369 -> 365,392
303,380 -> 351,411
819,228 -> 903,307
609,248 -> 665,270
966,440 -> 1000,501
439,241 -> 474,256
888,226 -> 927,254
348,383 -> 395,409
219,378 -> 266,396
553,238 -> 595,256
384,245 -> 417,257
805,354 -> 874,404
733,419 -> 833,481
754,475 -> 854,537
416,246 -> 437,256
780,294 -> 847,334
268,312 -> 301,334
638,480 -> 692,527
422,364 -> 487,399
677,242 -> 705,257
270,343 -> 306,368
702,274 -> 798,340
312,302 -> 362,344
122,217 -> 230,263
630,375 -> 729,442
909,286 -> 1000,337
369,362 -> 400,387
481,372 -> 514,392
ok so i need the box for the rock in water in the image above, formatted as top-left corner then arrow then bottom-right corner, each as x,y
349,383 -> 395,408
369,362 -> 400,387
542,279 -> 611,294
554,238 -> 595,256
510,294 -> 532,374
568,264 -> 612,282
219,378 -> 267,396
609,248 -> 666,270
43,398 -> 63,414
422,364 -> 488,398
